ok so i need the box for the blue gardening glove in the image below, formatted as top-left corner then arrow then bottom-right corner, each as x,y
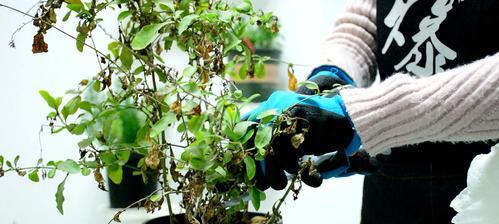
293,66 -> 378,187
296,65 -> 356,95
246,90 -> 362,190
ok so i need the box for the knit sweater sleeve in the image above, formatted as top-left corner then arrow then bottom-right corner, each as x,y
340,53 -> 499,156
318,0 -> 377,87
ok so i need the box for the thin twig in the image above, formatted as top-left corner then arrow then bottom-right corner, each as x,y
107,189 -> 183,224
0,3 -> 131,76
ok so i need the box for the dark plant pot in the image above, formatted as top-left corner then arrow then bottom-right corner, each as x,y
144,212 -> 280,224
232,48 -> 283,102
108,153 -> 158,208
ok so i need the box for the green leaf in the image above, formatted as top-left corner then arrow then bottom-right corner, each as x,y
200,12 -> 218,22
62,10 -> 71,22
255,109 -> 278,123
76,32 -> 87,52
92,81 -> 101,92
100,151 -> 117,165
187,114 -> 207,133
177,14 -> 199,35
117,10 -> 131,21
68,123 -> 86,135
78,138 -> 93,148
66,3 -> 82,12
79,101 -> 93,112
255,125 -> 272,152
48,169 -> 56,178
57,159 -> 81,174
65,0 -> 82,4
215,166 -> 227,177
150,112 -> 176,138
158,0 -> 175,12
55,97 -> 63,110
249,187 -> 265,211
182,66 -> 197,78
243,156 -> 256,180
231,121 -> 255,141
150,194 -> 162,202
223,32 -> 241,54
298,80 -> 320,94
81,167 -> 91,176
14,155 -> 20,166
116,150 -> 131,164
28,169 -> 40,182
238,63 -> 247,80
39,90 -> 57,109
55,176 -> 67,215
0,155 -> 3,168
120,46 -> 133,69
233,90 -> 243,99
236,0 -> 252,13
131,22 -> 169,50
255,61 -> 265,79
108,41 -> 121,58
61,96 -> 81,119
108,164 -> 123,184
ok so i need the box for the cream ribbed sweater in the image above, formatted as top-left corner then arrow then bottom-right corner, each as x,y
320,0 -> 499,155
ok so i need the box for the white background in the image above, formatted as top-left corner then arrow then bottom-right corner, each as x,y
0,0 -> 364,223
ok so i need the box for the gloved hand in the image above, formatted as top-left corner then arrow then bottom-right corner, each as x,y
294,66 -> 378,187
296,65 -> 356,95
248,65 -> 377,190
246,90 -> 362,190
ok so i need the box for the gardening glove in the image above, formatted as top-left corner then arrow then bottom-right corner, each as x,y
296,65 -> 356,95
301,149 -> 378,187
292,65 -> 377,187
246,90 -> 362,190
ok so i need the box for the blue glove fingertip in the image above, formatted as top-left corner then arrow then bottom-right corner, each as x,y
309,65 -> 356,87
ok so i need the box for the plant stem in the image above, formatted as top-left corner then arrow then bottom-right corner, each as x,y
268,175 -> 298,224
107,188 -> 182,224
150,64 -> 175,224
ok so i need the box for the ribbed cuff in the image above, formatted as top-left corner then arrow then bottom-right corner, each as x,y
339,74 -> 418,155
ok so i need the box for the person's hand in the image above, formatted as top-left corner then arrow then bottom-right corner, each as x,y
247,65 -> 378,190
246,90 -> 362,190
296,65 -> 356,95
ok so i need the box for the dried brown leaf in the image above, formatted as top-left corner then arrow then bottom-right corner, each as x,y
171,100 -> 181,115
94,167 -> 107,191
192,104 -> 202,115
113,211 -> 122,223
287,65 -> 297,91
32,32 -> 48,54
145,145 -> 161,170
291,133 -> 305,149
251,216 -> 269,224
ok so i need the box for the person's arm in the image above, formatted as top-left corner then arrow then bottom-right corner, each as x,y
341,52 -> 499,155
318,0 -> 377,87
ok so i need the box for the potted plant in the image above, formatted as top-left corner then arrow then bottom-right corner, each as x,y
0,0 -> 306,223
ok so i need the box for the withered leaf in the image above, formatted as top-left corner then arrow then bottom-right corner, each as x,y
32,32 -> 49,54
145,146 -> 161,170
287,65 -> 297,91
251,216 -> 269,224
94,167 -> 107,191
192,104 -> 202,115
171,100 -> 181,115
113,211 -> 122,223
290,133 -> 305,149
